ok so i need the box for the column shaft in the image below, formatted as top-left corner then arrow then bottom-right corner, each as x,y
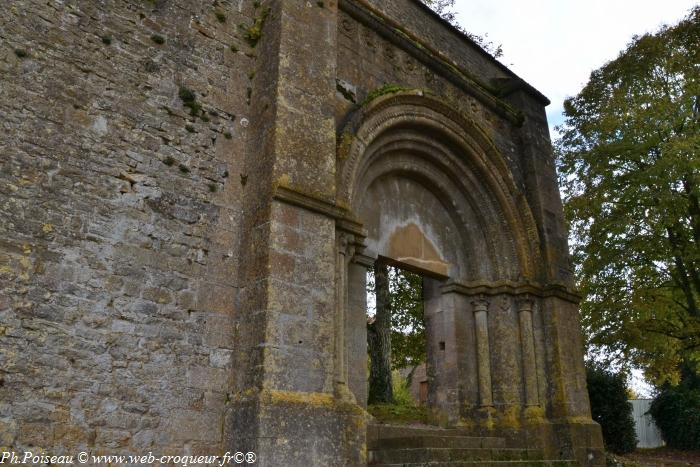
518,298 -> 539,406
473,299 -> 493,407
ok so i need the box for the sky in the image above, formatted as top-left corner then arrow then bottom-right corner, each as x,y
451,0 -> 698,137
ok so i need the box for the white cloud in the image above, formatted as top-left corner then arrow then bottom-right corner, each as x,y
452,0 -> 697,135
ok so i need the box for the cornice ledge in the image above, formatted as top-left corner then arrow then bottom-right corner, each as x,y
441,280 -> 582,303
273,186 -> 367,237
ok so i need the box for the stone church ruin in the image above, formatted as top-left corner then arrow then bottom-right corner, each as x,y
1,0 -> 604,465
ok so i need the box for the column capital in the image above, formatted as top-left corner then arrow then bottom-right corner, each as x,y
471,295 -> 489,313
516,295 -> 535,313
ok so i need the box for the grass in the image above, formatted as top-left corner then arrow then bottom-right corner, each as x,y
368,404 -> 429,425
369,370 -> 429,425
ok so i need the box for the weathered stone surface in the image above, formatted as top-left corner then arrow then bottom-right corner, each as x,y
1,0 -> 602,465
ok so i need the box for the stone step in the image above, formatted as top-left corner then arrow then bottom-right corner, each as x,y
367,424 -> 506,449
377,435 -> 507,450
370,461 -> 577,467
368,448 -> 546,464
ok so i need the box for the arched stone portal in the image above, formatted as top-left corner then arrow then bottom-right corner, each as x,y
334,92 -> 603,461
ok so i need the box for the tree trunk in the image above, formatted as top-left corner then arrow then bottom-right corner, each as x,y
368,262 -> 394,404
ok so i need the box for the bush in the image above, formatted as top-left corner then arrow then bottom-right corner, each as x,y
392,370 -> 416,407
586,364 -> 638,454
649,364 -> 700,450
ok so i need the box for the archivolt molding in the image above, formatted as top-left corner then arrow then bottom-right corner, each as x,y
337,91 -> 542,281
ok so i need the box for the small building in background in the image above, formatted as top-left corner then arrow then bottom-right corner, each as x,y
629,399 -> 664,448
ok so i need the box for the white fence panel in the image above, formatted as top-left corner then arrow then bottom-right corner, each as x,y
629,399 -> 664,449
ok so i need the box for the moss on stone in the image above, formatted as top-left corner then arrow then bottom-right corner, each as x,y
337,131 -> 354,160
266,390 -> 335,407
497,405 -> 521,429
178,87 -> 202,117
362,83 -> 409,106
524,405 -> 546,424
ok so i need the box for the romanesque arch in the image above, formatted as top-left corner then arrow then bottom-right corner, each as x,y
339,91 -> 542,282
335,91 -> 549,426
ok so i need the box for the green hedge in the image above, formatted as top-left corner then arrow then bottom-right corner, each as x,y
649,365 -> 700,450
586,364 -> 637,454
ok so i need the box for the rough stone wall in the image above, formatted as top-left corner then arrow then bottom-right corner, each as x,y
0,0 -> 262,454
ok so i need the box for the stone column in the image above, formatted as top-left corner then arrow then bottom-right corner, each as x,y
472,297 -> 493,407
347,251 -> 373,407
517,296 -> 539,406
334,233 -> 352,400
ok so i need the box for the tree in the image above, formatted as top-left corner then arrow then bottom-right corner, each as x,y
367,265 -> 426,404
556,7 -> 700,385
586,364 -> 638,454
420,0 -> 503,59
388,268 -> 425,370
368,263 -> 394,404
650,361 -> 700,450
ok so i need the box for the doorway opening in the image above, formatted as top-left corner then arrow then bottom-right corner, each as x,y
366,260 -> 431,424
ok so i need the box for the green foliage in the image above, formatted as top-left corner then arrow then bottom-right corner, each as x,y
367,266 -> 426,370
240,7 -> 270,48
556,7 -> 700,384
368,371 -> 426,425
14,49 -> 28,59
150,34 -> 165,45
586,364 -> 638,454
101,35 -> 112,45
392,370 -> 417,407
389,269 -> 425,369
649,362 -> 700,450
367,404 -> 428,425
419,0 -> 503,58
215,11 -> 226,23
